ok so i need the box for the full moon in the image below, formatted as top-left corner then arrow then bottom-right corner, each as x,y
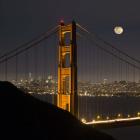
114,26 -> 124,34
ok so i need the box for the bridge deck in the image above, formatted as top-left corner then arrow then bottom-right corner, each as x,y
84,117 -> 140,129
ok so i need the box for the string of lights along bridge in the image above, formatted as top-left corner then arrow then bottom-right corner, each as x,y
1,20 -> 140,126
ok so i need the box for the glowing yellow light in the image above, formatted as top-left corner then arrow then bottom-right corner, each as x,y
92,119 -> 95,122
106,116 -> 109,120
137,112 -> 140,116
118,113 -> 121,117
127,114 -> 130,118
97,115 -> 101,119
81,118 -> 86,123
85,117 -> 140,125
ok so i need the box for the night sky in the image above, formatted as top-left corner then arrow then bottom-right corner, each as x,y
0,0 -> 140,57
0,0 -> 140,82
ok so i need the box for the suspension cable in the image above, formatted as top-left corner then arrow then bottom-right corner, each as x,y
77,23 -> 140,64
0,28 -> 58,64
77,32 -> 140,71
0,26 -> 59,60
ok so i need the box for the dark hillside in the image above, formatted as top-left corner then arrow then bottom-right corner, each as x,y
0,81 -> 114,140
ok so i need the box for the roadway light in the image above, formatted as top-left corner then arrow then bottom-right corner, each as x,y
106,116 -> 109,120
92,119 -> 95,123
97,115 -> 101,120
117,113 -> 121,118
137,112 -> 140,116
127,114 -> 130,118
81,118 -> 86,123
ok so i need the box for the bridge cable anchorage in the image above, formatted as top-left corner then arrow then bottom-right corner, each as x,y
76,23 -> 140,65
77,32 -> 140,71
0,26 -> 59,64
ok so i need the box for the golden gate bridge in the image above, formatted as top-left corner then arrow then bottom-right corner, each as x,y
1,20 -> 140,128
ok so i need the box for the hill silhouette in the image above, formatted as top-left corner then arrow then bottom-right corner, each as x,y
0,81 -> 114,140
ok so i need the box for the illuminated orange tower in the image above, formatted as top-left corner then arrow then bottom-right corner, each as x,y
57,21 -> 78,117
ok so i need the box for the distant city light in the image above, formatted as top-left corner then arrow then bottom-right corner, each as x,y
137,112 -> 140,116
127,114 -> 130,118
106,116 -> 109,120
97,115 -> 101,119
117,113 -> 121,117
81,118 -> 86,123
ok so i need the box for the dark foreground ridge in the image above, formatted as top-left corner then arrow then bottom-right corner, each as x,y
0,81 -> 114,140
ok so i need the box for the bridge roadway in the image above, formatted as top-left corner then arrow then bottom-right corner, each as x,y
83,117 -> 140,129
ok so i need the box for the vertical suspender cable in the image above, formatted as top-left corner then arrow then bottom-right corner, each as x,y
15,53 -> 18,82
5,55 -> 7,81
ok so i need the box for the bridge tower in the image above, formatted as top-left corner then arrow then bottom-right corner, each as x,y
57,21 -> 78,117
